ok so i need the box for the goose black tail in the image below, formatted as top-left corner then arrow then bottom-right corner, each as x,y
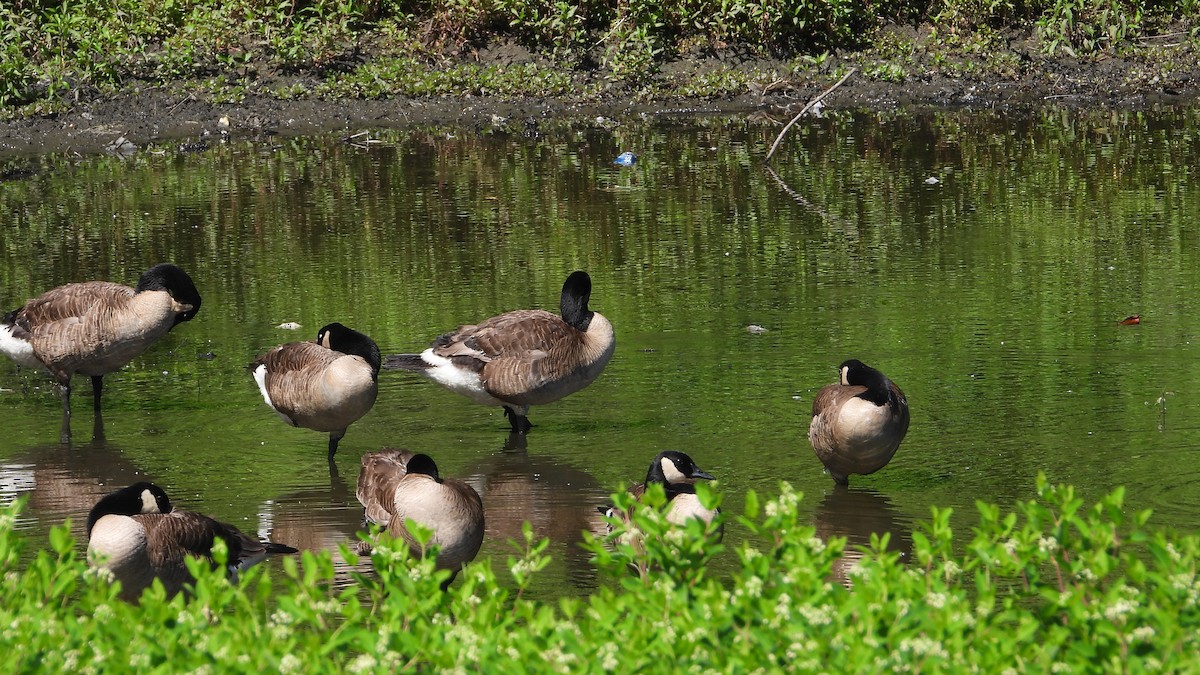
384,353 -> 431,372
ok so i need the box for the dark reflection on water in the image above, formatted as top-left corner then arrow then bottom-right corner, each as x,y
813,486 -> 913,587
254,469 -> 374,589
462,432 -> 610,591
2,107 -> 1200,600
0,439 -> 152,537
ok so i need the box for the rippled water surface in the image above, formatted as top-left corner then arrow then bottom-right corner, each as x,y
1,107 -> 1198,597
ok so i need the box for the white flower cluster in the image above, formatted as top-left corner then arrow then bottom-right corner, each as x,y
898,635 -> 949,660
448,622 -> 481,662
278,653 -> 302,673
797,603 -> 833,627
595,641 -> 619,671
926,591 -> 947,610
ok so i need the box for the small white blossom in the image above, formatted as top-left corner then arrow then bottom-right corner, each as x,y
941,559 -> 962,578
798,604 -> 833,626
348,654 -> 377,674
1130,625 -> 1156,642
1104,598 -> 1137,623
900,636 -> 948,659
279,654 -> 302,674
926,591 -> 947,609
269,610 -> 294,626
598,642 -> 619,671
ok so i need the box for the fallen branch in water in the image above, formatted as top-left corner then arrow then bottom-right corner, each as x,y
764,68 -> 856,164
763,165 -> 844,227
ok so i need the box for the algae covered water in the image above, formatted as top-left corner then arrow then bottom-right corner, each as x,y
1,108 -> 1198,597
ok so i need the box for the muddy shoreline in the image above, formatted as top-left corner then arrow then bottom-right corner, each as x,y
1,56 -> 1197,159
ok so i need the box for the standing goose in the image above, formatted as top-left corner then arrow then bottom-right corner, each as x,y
86,482 -> 297,603
250,322 -> 381,461
0,263 -> 202,443
600,450 -> 720,533
356,448 -> 485,589
808,359 -> 910,485
384,271 -> 615,433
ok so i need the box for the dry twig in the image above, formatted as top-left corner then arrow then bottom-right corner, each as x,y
764,68 -> 856,164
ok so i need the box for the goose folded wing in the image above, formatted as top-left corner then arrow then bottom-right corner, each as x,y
14,283 -> 133,333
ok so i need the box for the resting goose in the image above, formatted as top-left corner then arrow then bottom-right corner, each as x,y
250,322 -> 381,460
86,482 -> 297,603
808,359 -> 910,485
600,450 -> 720,533
356,448 -> 485,589
0,263 -> 202,442
384,271 -> 615,433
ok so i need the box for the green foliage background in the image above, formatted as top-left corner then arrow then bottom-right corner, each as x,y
0,0 -> 1196,111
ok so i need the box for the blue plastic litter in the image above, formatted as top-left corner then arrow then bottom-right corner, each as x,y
613,152 -> 637,167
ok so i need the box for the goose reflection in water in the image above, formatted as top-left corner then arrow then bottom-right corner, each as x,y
0,439 -> 152,542
253,468 -> 373,589
813,485 -> 913,588
463,431 -> 610,590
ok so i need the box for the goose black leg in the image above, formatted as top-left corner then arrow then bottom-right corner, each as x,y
504,407 -> 532,434
58,381 -> 73,445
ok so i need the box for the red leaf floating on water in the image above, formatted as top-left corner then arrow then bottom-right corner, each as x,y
1118,314 -> 1141,325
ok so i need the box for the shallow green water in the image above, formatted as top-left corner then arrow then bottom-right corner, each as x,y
1,107 -> 1198,596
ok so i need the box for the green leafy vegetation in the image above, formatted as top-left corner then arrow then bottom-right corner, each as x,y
2,475 -> 1198,670
0,0 -> 1195,116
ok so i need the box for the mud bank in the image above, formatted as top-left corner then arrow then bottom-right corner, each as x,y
1,51 -> 1197,160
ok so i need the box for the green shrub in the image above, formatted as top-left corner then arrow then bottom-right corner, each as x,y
1,474 -> 1199,671
1035,0 -> 1145,55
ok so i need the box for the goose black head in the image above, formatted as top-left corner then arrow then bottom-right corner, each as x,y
138,264 -> 203,325
644,451 -> 715,487
318,322 -> 382,378
406,453 -> 441,482
560,271 -> 594,331
839,359 -> 893,406
86,482 -> 172,537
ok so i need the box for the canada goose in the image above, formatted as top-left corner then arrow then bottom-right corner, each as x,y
384,271 -> 615,433
808,359 -> 910,485
86,482 -> 297,603
250,322 -> 381,461
0,263 -> 202,442
356,448 -> 485,589
600,450 -> 720,533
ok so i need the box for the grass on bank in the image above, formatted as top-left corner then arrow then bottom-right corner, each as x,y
0,0 -> 1197,116
1,474 -> 1199,671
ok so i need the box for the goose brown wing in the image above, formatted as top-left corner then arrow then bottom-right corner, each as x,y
253,341 -> 339,374
253,342 -> 342,417
357,448 -> 415,526
430,310 -> 564,364
810,383 -> 866,417
138,511 -> 222,569
13,282 -> 133,336
808,383 -> 868,451
454,311 -> 582,398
